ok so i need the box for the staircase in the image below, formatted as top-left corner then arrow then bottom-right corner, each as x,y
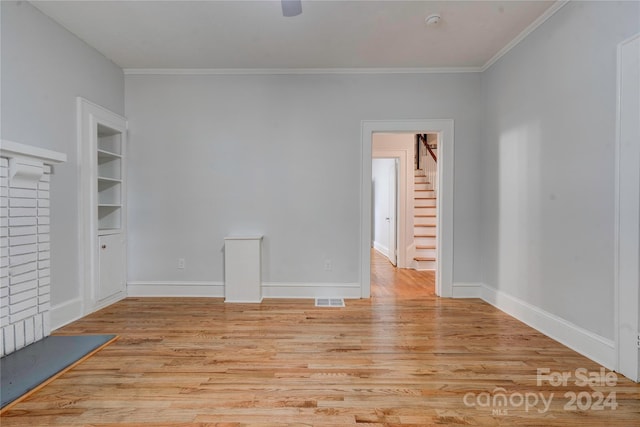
413,169 -> 436,270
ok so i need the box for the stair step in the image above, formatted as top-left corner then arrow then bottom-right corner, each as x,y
415,241 -> 436,247
415,183 -> 433,190
415,206 -> 436,212
415,198 -> 436,207
414,256 -> 436,262
416,251 -> 436,256
415,217 -> 436,226
415,237 -> 436,245
415,245 -> 436,258
414,257 -> 437,270
415,214 -> 436,217
415,230 -> 436,236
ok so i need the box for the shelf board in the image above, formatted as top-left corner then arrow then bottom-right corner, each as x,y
98,204 -> 122,208
97,149 -> 122,160
98,176 -> 122,184
98,228 -> 122,236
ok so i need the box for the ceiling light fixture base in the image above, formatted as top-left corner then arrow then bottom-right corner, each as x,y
425,14 -> 442,25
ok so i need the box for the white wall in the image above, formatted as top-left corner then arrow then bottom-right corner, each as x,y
372,158 -> 395,257
480,0 -> 639,347
1,2 -> 124,313
125,72 -> 482,288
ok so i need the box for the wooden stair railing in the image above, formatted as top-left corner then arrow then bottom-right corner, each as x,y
415,134 -> 437,170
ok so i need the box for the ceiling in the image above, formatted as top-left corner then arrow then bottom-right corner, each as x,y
31,0 -> 558,70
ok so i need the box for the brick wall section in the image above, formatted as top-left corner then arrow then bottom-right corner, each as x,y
0,156 -> 52,357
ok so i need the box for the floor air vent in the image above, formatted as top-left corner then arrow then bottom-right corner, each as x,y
315,298 -> 345,307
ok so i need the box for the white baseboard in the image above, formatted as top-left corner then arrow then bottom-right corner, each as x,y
479,283 -> 615,370
127,281 -> 224,297
373,241 -> 389,258
451,282 -> 483,298
51,297 -> 84,331
262,282 -> 361,299
127,281 -> 362,300
92,291 -> 127,313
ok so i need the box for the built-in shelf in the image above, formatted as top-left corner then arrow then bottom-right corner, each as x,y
98,228 -> 122,236
98,178 -> 121,206
97,158 -> 121,181
98,205 -> 121,230
79,97 -> 128,313
96,124 -> 124,232
98,176 -> 122,184
97,149 -> 122,161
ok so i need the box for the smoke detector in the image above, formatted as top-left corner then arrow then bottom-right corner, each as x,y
425,14 -> 442,25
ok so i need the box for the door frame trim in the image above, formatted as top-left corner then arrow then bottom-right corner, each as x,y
77,97 -> 128,315
614,34 -> 640,382
361,119 -> 454,298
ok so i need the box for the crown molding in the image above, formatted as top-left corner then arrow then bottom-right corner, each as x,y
123,1 -> 568,76
123,67 -> 483,76
481,0 -> 570,72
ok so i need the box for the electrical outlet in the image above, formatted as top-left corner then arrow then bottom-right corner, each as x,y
324,259 -> 332,271
178,258 -> 185,269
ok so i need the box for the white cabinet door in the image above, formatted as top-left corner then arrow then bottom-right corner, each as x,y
98,233 -> 125,301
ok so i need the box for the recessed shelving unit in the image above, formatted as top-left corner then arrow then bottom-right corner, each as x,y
97,124 -> 123,232
79,97 -> 128,314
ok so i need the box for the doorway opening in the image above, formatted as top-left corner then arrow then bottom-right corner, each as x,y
360,120 -> 453,298
371,133 -> 439,296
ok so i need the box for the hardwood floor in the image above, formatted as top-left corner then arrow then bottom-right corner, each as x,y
371,249 -> 435,298
2,255 -> 639,426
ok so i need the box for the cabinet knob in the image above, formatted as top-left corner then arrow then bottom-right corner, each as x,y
101,244 -> 107,249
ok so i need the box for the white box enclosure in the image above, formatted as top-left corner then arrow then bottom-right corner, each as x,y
224,236 -> 263,303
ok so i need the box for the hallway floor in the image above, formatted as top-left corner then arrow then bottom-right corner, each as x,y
370,248 -> 435,298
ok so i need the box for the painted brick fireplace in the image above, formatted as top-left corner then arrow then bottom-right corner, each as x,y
0,141 -> 66,357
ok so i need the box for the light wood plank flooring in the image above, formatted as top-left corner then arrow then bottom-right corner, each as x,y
2,253 -> 639,426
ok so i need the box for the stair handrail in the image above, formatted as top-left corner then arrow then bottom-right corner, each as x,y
415,134 -> 422,170
420,134 -> 437,163
415,134 -> 437,170
416,134 -> 437,194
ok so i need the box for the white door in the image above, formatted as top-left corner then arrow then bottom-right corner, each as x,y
387,160 -> 398,266
98,233 -> 126,301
